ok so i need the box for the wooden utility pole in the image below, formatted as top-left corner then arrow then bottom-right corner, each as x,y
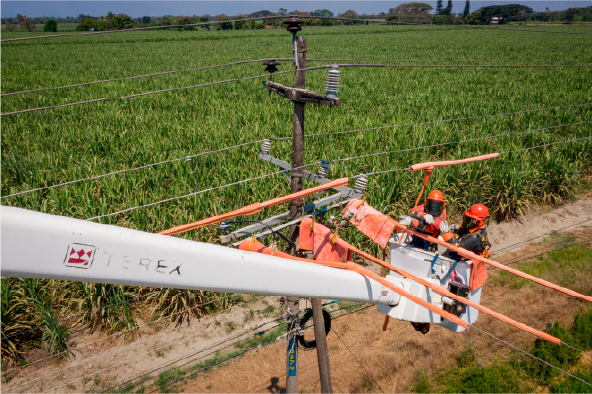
285,30 -> 307,394
311,298 -> 333,393
287,35 -> 307,244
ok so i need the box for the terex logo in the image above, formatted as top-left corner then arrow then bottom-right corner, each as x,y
64,244 -> 96,269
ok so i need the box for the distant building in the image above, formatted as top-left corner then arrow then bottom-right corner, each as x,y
490,17 -> 501,25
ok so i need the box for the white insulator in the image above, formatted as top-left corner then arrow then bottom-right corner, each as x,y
325,65 -> 340,99
261,139 -> 272,155
318,160 -> 330,178
354,176 -> 367,195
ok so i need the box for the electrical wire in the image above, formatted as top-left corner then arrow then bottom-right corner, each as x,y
333,328 -> 385,394
471,325 -> 592,387
332,121 -> 592,164
84,161 -> 321,221
357,134 -> 592,178
3,298 -> 273,391
4,102 -> 589,200
149,303 -> 373,393
0,288 -> 168,342
492,218 -> 592,255
3,58 -> 584,97
490,237 -> 592,270
0,16 -> 473,43
305,102 -> 592,138
4,64 -> 591,117
446,170 -> 589,213
0,295 -> 227,375
456,24 -> 592,36
29,301 -> 280,394
186,156 -> 212,217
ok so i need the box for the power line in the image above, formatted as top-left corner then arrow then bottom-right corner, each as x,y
456,24 -> 592,36
0,17 -> 455,43
471,325 -> 592,387
149,303 -> 373,393
3,297 -> 271,390
305,102 -> 592,138
0,288 -> 168,342
4,103 -> 589,199
446,170 -> 589,213
21,301 -> 279,394
359,135 -> 592,178
84,161 -> 321,221
333,328 -> 385,393
332,121 -> 592,164
492,218 -> 592,255
0,294 -> 244,375
3,58 -> 583,98
4,64 -> 591,116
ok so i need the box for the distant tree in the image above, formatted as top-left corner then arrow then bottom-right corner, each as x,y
465,10 -> 484,24
77,17 -> 97,31
142,16 -> 151,24
19,15 -> 36,31
43,19 -> 57,32
278,8 -> 288,16
175,16 -> 195,30
436,0 -> 444,14
216,16 -> 233,30
442,0 -> 453,15
388,2 -> 433,15
112,14 -> 134,29
377,12 -> 386,18
339,9 -> 358,24
476,4 -> 532,23
234,16 -> 245,29
463,0 -> 471,17
565,8 -> 576,21
311,9 -> 334,17
248,10 -> 275,18
3,24 -> 17,32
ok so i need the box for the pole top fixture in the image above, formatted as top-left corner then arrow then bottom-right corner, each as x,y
284,16 -> 305,33
263,60 -> 281,73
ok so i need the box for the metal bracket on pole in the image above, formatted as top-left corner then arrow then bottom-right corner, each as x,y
263,81 -> 341,106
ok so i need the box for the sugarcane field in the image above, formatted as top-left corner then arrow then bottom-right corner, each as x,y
1,1 -> 592,393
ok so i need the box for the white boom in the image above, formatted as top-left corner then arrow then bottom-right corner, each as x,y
0,206 -> 400,305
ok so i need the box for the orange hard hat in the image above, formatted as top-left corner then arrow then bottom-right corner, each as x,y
424,190 -> 446,215
426,190 -> 445,202
462,203 -> 489,231
468,203 -> 490,218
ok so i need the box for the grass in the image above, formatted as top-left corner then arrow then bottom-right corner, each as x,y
1,23 -> 592,366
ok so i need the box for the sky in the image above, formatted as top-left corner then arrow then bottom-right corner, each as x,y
2,1 -> 590,18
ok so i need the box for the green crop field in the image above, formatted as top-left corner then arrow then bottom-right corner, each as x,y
1,24 -> 591,365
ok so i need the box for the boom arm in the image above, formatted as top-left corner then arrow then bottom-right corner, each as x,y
0,206 -> 400,305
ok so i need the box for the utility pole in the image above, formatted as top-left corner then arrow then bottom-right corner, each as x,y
311,298 -> 333,393
268,16 -> 338,393
285,16 -> 306,394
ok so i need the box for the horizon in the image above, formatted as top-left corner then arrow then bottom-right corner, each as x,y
2,1 -> 591,18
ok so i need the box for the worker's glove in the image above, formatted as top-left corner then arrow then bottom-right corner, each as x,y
449,224 -> 460,233
423,214 -> 434,224
439,220 -> 449,234
398,215 -> 412,226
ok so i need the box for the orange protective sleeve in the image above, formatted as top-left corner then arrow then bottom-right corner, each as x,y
343,241 -> 561,345
441,232 -> 454,242
159,178 -> 349,236
409,153 -> 499,172
393,222 -> 592,304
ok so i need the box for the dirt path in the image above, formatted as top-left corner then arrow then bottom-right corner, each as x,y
4,197 -> 592,393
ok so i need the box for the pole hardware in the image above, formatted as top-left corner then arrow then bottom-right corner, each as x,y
318,160 -> 331,178
354,176 -> 368,195
262,60 -> 281,83
325,65 -> 340,99
263,81 -> 341,106
261,139 -> 272,155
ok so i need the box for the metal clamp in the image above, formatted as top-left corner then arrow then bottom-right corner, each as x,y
290,198 -> 305,206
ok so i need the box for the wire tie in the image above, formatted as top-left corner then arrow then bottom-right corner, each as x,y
332,229 -> 339,245
248,234 -> 257,252
356,196 -> 366,209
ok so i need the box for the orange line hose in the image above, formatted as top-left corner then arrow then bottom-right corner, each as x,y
392,222 -> 592,304
240,240 -> 468,328
159,178 -> 349,236
409,153 -> 499,172
345,242 -> 561,345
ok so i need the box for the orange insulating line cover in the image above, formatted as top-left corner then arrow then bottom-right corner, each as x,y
238,239 -> 293,259
243,241 -> 468,328
409,153 -> 499,172
159,177 -> 350,236
393,222 -> 592,304
344,242 -> 561,345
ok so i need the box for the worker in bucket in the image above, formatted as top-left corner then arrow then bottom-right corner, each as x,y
444,203 -> 492,260
398,190 -> 452,252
